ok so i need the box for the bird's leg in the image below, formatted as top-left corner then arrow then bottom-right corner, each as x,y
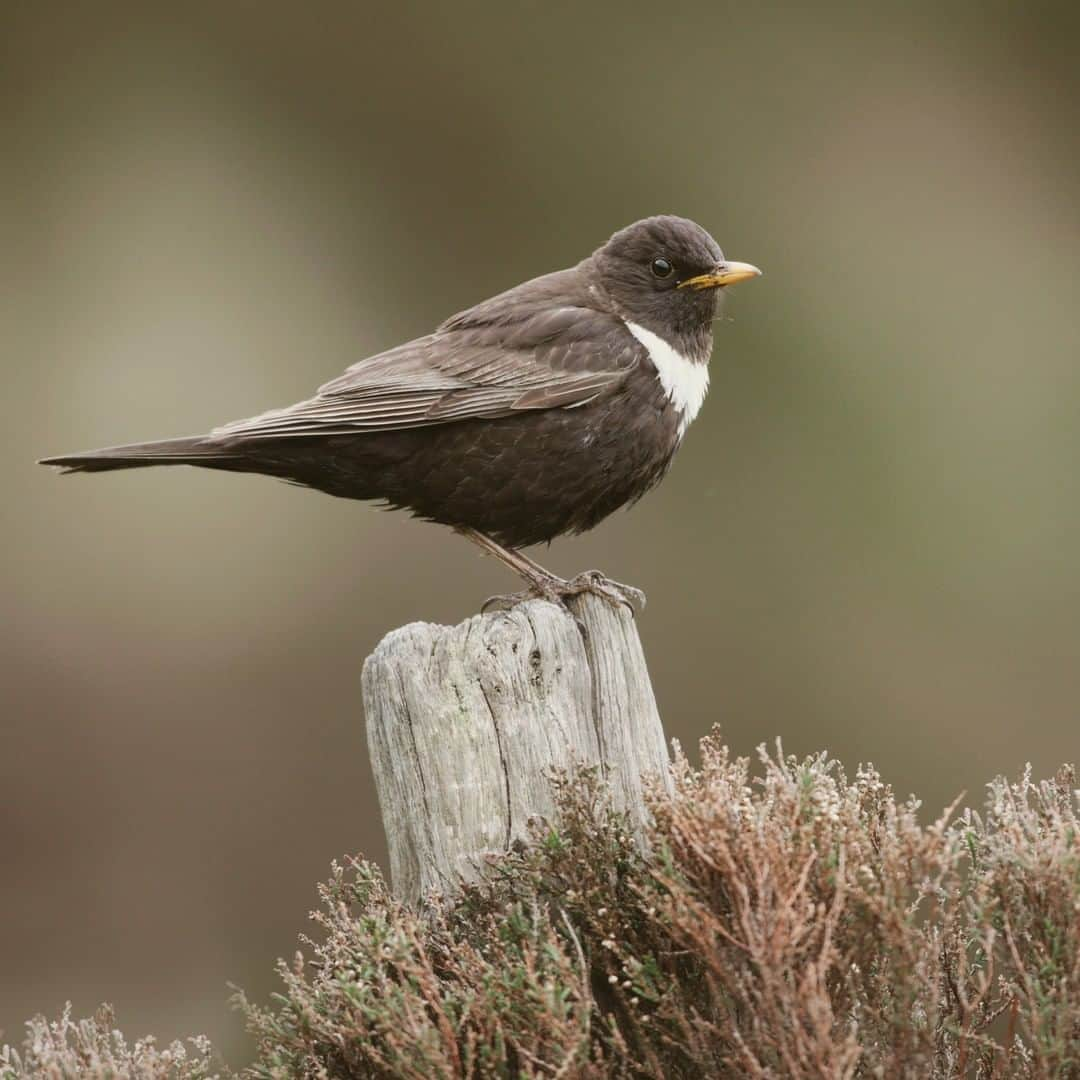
454,527 -> 646,614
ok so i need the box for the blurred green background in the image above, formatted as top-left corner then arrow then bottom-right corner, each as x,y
3,0 -> 1078,1064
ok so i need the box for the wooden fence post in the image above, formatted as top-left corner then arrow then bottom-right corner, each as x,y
362,594 -> 671,906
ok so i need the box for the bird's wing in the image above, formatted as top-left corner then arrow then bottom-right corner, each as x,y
213,303 -> 639,440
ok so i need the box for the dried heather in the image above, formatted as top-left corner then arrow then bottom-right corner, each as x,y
0,1003 -> 219,1079
4,734 -> 1077,1078
235,734 -> 1077,1078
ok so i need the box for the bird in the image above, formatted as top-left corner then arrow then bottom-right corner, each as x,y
41,215 -> 760,610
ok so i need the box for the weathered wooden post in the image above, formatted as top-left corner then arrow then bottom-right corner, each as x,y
362,593 -> 671,906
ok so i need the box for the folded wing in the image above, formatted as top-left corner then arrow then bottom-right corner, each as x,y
214,300 -> 639,441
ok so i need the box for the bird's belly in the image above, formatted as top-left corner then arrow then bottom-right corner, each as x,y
381,386 -> 684,547
257,378 -> 687,548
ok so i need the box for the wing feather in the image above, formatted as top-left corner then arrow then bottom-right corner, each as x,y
214,301 -> 640,442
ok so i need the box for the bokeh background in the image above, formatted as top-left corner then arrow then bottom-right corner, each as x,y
3,0 -> 1078,1064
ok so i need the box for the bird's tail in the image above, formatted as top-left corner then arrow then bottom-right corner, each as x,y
39,436 -> 239,474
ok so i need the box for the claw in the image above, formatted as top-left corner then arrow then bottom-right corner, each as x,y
480,590 -> 534,613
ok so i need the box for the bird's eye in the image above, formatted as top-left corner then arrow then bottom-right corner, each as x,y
650,257 -> 674,279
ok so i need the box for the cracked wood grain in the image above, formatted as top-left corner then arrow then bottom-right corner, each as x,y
362,593 -> 672,906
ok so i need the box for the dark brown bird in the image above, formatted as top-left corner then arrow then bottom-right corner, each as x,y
41,215 -> 760,609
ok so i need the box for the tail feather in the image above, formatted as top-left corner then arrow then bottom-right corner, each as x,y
39,436 -> 238,474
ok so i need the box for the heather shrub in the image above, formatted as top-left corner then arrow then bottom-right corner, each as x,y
4,734 -> 1078,1078
0,1003 -> 219,1079
238,735 -> 1078,1078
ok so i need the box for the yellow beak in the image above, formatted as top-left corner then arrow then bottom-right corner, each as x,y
678,260 -> 763,290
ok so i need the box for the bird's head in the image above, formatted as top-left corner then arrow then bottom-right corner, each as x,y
590,215 -> 760,351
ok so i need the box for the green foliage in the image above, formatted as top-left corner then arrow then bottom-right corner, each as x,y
4,736 -> 1078,1078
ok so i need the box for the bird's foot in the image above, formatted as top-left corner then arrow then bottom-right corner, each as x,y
563,570 -> 647,611
481,569 -> 645,616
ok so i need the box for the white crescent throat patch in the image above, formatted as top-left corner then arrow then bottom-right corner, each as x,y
623,320 -> 710,438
